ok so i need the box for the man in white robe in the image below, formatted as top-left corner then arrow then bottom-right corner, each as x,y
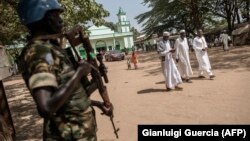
158,32 -> 183,91
175,30 -> 193,83
193,29 -> 215,79
220,30 -> 229,51
188,35 -> 194,52
157,36 -> 166,80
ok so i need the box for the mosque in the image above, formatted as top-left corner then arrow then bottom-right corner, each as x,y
86,7 -> 134,53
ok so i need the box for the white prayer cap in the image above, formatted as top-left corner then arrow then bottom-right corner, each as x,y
163,31 -> 170,36
180,30 -> 186,33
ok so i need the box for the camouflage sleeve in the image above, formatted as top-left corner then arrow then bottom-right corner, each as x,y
25,42 -> 58,90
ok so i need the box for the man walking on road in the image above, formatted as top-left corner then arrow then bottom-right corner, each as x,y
157,32 -> 183,91
220,30 -> 230,51
157,34 -> 166,81
175,30 -> 193,83
193,29 -> 215,79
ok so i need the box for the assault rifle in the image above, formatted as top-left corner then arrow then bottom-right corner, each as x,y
64,25 -> 119,138
29,25 -> 119,138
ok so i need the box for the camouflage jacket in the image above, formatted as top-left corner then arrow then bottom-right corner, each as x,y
19,40 -> 91,116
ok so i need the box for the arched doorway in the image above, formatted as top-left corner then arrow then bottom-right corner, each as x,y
95,40 -> 107,52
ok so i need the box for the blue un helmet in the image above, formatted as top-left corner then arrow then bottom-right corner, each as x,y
18,0 -> 63,25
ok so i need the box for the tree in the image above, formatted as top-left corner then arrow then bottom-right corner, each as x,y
103,21 -> 118,31
130,27 -> 140,40
136,0 -> 178,35
135,0 -> 213,36
207,0 -> 246,35
0,1 -> 24,45
0,0 -> 109,45
136,0 -> 249,36
200,0 -> 250,35
60,0 -> 109,26
241,0 -> 250,22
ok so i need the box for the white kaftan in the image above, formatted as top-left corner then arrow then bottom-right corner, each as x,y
159,40 -> 182,88
175,38 -> 193,78
220,33 -> 229,51
193,36 -> 213,76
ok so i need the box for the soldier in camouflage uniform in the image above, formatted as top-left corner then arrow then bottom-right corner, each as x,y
17,0 -> 112,140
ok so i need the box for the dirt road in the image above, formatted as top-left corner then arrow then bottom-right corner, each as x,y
3,46 -> 250,141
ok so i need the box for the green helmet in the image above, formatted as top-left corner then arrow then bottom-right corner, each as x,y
18,0 -> 63,25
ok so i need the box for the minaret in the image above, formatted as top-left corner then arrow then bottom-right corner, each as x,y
117,7 -> 130,33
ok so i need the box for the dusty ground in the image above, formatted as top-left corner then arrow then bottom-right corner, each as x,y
3,45 -> 250,141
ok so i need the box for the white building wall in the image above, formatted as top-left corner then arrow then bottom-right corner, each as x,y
120,15 -> 126,21
92,39 -> 114,51
124,37 -> 129,48
129,36 -> 134,48
90,37 -> 131,51
127,27 -> 130,32
115,38 -> 125,50
89,25 -> 114,36
121,26 -> 130,33
105,39 -> 115,51
127,37 -> 131,48
122,27 -> 126,32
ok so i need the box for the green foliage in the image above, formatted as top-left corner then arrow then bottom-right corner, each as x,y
136,0 -> 250,36
103,21 -> 118,31
0,1 -> 24,45
60,0 -> 109,26
0,0 -> 109,45
136,0 -> 212,36
130,27 -> 140,40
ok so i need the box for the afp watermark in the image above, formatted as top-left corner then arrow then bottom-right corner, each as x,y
138,125 -> 250,141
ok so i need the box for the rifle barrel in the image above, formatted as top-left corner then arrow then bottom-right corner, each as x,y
110,115 -> 120,139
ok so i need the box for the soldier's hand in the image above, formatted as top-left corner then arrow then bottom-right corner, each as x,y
101,102 -> 114,116
77,60 -> 92,76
